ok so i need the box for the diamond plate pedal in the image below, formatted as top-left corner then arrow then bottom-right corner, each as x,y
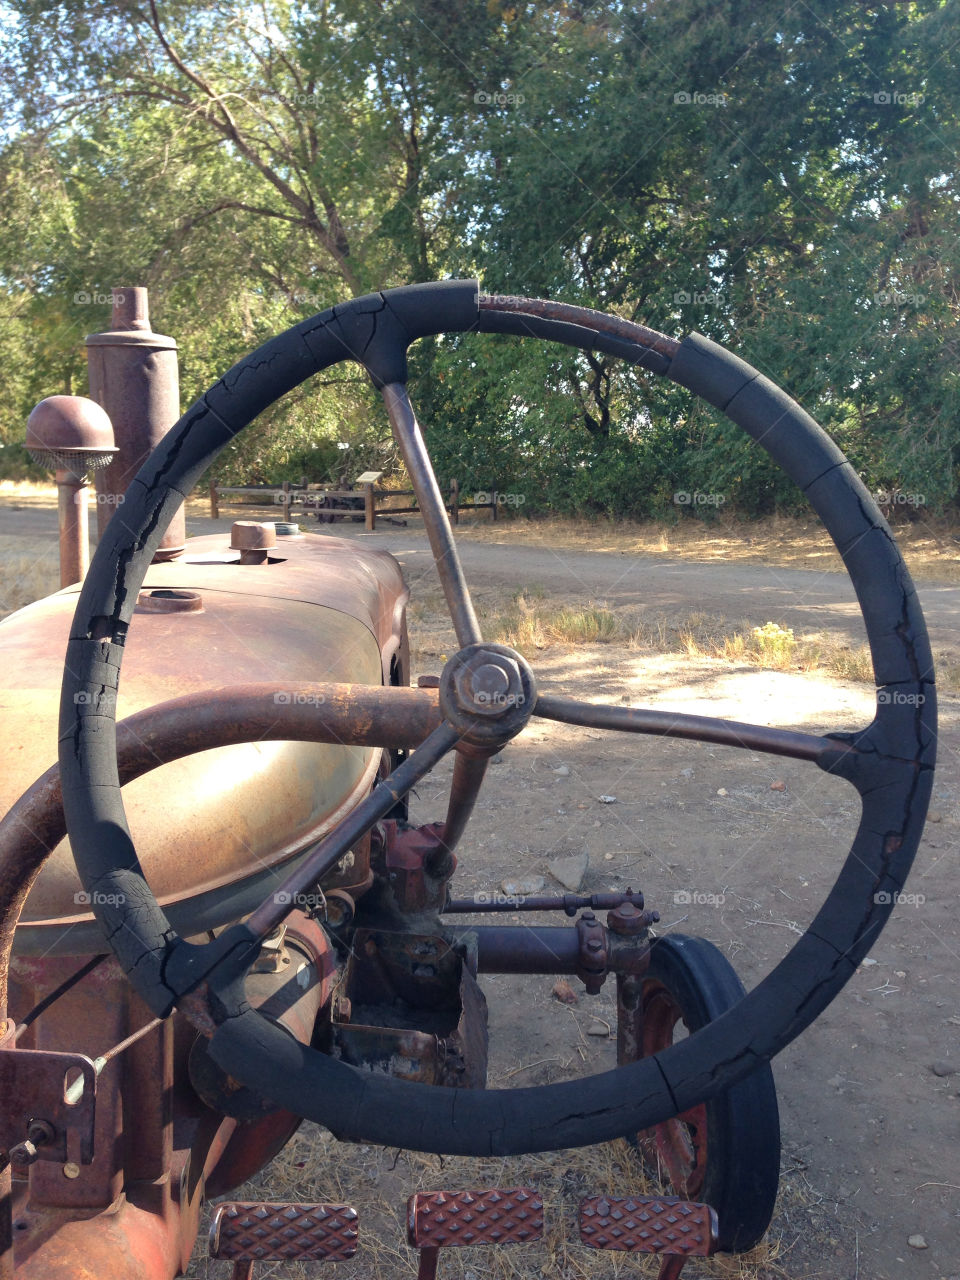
579,1195 -> 717,1280
407,1189 -> 543,1279
209,1201 -> 358,1279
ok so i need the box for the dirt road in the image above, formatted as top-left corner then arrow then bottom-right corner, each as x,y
6,498 -> 960,657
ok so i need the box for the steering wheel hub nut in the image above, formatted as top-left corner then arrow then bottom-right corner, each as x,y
439,644 -> 536,749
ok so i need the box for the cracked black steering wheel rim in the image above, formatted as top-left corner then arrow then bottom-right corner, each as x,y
59,280 -> 935,1158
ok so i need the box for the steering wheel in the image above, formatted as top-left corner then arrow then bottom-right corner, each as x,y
59,281 -> 935,1157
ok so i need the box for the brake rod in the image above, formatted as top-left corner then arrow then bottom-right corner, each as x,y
442,890 -> 648,916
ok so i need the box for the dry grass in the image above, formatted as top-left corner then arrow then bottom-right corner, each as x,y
456,510 -> 960,585
486,592 -> 902,689
0,549 -> 61,619
187,1126 -> 798,1280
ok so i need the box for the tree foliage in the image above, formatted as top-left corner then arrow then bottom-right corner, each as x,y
0,0 -> 957,510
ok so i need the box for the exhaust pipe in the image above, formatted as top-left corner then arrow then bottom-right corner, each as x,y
85,288 -> 186,560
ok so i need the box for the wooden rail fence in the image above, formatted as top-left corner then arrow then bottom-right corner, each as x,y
209,478 -> 503,530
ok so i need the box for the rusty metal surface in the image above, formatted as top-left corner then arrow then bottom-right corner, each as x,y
578,1195 -> 717,1256
380,820 -> 455,913
209,1201 -> 358,1261
11,956 -> 127,1209
9,1194 -> 186,1280
440,752 -> 488,856
9,1113 -> 241,1279
121,996 -> 173,1208
230,520 -> 277,552
576,911 -> 609,994
407,1189 -> 543,1247
0,683 -> 437,976
244,721 -> 458,942
86,288 -> 186,555
135,587 -> 203,613
331,930 -> 488,1087
445,963 -> 488,1089
450,921 -> 654,987
463,925 -> 581,974
635,981 -> 709,1198
203,1110 -> 303,1202
25,395 -> 116,464
3,941 -> 274,1280
55,475 -> 89,589
189,912 -> 334,1118
615,973 -> 645,1072
477,294 -> 680,359
0,1027 -> 97,1166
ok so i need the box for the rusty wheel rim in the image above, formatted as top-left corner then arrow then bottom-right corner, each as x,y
637,981 -> 708,1198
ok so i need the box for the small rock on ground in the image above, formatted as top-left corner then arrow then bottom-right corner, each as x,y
500,876 -> 545,897
548,852 -> 589,891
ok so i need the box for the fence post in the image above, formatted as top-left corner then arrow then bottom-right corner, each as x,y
490,489 -> 498,521
209,477 -> 219,520
365,483 -> 376,531
450,478 -> 460,526
281,479 -> 291,524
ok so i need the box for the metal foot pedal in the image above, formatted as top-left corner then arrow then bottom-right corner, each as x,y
209,1201 -> 358,1280
579,1195 -> 718,1280
407,1188 -> 544,1279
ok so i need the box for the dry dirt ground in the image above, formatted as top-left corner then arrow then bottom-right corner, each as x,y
1,493 -> 958,1279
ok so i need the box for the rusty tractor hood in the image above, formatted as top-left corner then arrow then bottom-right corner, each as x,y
1,529 -> 408,955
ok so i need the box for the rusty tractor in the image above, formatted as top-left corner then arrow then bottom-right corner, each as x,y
0,283 -> 934,1279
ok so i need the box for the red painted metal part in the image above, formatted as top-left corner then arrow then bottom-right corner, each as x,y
380,820 -> 455,913
2,909 -> 338,1280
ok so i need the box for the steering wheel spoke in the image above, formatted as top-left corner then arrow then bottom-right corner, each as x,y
382,382 -> 482,648
534,694 -> 860,767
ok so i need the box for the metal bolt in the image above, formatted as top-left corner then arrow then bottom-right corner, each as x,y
607,899 -> 648,936
10,1120 -> 56,1165
63,1162 -> 81,1179
27,1120 -> 55,1146
452,651 -> 520,715
472,663 -> 511,703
